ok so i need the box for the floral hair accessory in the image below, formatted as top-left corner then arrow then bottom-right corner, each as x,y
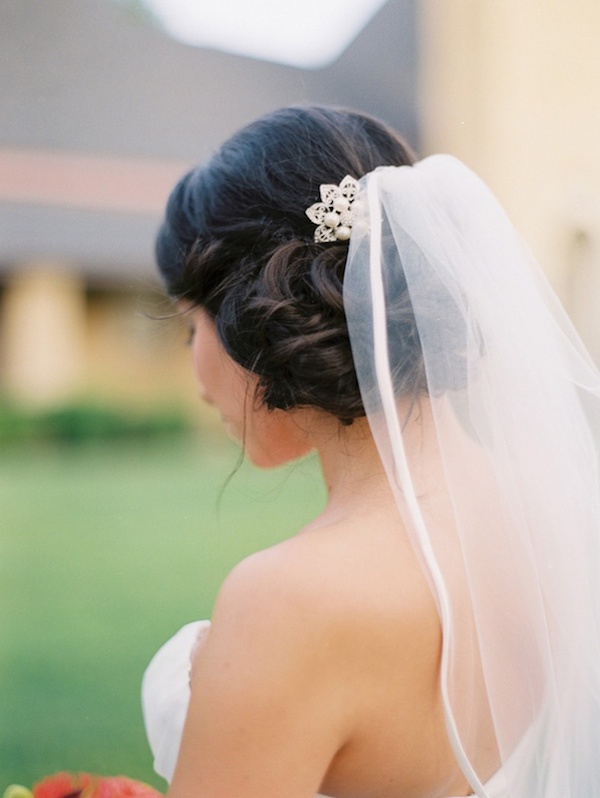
305,175 -> 359,242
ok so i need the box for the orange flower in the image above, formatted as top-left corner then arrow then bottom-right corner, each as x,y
30,774 -> 161,798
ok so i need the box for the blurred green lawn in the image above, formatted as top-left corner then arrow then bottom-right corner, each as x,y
0,434 -> 325,789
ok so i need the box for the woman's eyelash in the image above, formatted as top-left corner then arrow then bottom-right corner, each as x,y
185,326 -> 195,346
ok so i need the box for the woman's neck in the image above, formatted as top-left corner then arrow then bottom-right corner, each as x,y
312,397 -> 437,514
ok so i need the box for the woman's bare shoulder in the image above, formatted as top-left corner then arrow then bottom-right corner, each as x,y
176,528 -> 361,798
175,515 -> 443,798
210,510 -> 435,659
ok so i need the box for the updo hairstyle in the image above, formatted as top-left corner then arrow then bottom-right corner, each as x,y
156,105 -> 418,424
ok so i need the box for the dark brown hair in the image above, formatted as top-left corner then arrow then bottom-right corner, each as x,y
156,105 -> 416,423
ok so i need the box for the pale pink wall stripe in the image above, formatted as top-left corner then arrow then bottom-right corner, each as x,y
0,149 -> 190,215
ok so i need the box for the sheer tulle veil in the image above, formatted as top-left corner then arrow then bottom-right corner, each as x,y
343,156 -> 600,797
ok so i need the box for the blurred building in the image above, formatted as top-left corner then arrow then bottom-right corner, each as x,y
0,0 -> 418,409
1,0 -> 599,411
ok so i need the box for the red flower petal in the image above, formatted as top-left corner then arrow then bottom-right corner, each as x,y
32,774 -> 161,798
33,772 -> 87,798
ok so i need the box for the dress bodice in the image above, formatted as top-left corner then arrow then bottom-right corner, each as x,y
142,622 -> 507,797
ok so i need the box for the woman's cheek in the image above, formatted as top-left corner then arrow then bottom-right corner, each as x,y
244,409 -> 314,469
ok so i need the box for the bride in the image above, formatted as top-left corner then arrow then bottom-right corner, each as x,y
143,106 -> 600,798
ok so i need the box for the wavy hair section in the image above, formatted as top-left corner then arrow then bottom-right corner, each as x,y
156,105 -> 417,423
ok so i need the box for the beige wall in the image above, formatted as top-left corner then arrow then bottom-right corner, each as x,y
0,268 -> 86,405
418,0 -> 600,356
0,268 -> 202,413
82,287 -> 195,407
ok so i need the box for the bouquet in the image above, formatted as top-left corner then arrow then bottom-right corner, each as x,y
3,773 -> 162,798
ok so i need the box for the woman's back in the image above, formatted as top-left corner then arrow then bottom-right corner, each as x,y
168,410 -> 497,798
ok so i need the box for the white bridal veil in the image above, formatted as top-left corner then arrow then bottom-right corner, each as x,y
343,156 -> 600,798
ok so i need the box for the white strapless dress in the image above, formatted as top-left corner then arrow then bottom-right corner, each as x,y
142,622 -> 507,798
